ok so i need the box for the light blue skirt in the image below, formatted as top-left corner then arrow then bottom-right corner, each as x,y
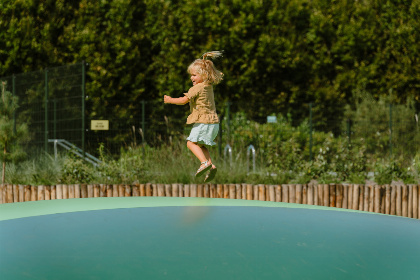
187,123 -> 219,146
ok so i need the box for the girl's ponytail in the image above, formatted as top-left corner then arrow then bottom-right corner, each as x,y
201,51 -> 223,60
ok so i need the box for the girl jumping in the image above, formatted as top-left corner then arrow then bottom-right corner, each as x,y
164,51 -> 223,182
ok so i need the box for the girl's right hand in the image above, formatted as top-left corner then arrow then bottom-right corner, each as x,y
164,95 -> 171,103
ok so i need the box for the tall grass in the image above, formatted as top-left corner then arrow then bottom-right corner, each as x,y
3,138 -> 420,185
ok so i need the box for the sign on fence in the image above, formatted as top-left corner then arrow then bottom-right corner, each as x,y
91,120 -> 109,130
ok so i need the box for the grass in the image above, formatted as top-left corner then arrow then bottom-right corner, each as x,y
2,141 -> 420,185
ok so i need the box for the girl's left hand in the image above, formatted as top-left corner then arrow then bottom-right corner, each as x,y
163,95 -> 171,103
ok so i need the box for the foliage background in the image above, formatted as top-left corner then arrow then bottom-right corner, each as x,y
1,0 -> 419,132
0,0 -> 419,185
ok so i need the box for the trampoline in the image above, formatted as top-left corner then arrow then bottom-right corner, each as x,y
1,197 -> 420,279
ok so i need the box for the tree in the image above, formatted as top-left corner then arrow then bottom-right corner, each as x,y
0,81 -> 29,183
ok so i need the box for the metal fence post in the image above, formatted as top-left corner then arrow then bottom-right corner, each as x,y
82,61 -> 86,158
309,103 -> 313,161
224,144 -> 232,167
44,69 -> 49,152
53,99 -> 57,140
226,101 -> 230,143
12,74 -> 16,134
247,144 -> 256,173
389,103 -> 393,159
141,100 -> 146,143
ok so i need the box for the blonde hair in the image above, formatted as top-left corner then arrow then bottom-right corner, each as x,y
187,51 -> 224,85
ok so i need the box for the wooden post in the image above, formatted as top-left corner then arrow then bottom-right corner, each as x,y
385,185 -> 391,215
171,184 -> 178,197
346,184 -> 352,210
24,185 -> 31,202
413,185 -> 418,219
235,184 -> 242,199
352,184 -> 359,210
99,184 -> 106,197
157,184 -> 165,197
197,184 -> 203,197
139,184 -> 145,196
223,184 -> 229,199
302,185 -> 307,205
68,185 -> 75,199
165,184 -> 172,197
81,184 -> 87,198
390,185 -> 396,215
296,184 -> 302,204
380,186 -> 386,214
246,184 -> 253,200
37,185 -> 45,201
253,185 -> 259,200
5,184 -> 13,203
358,185 -> 364,210
368,185 -> 374,213
342,184 -> 348,209
229,184 -> 236,199
216,184 -> 223,198
123,185 -> 131,197
374,185 -> 381,213
241,184 -> 246,199
75,184 -> 81,198
13,185 -> 19,202
363,185 -> 369,212
145,183 -> 152,196
93,185 -> 100,198
408,185 -> 414,218
317,185 -> 323,206
105,185 -> 111,197
0,184 -> 3,204
289,184 -> 296,204
184,184 -> 190,197
329,184 -> 336,208
313,184 -> 318,205
152,184 -> 158,196
396,185 -> 402,216
18,185 -> 24,202
30,186 -> 37,201
275,185 -> 282,202
256,184 -> 264,201
132,184 -> 139,197
117,184 -> 123,197
204,184 -> 210,198
402,185 -> 408,217
267,185 -> 276,202
210,184 -> 216,198
86,184 -> 93,198
307,184 -> 314,205
282,184 -> 288,203
111,184 -> 118,197
323,184 -> 329,207
56,185 -> 63,199
336,184 -> 342,208
190,184 -> 198,197
418,185 -> 420,219
44,186 -> 51,200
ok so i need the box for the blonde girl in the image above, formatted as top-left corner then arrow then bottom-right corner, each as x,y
164,51 -> 223,182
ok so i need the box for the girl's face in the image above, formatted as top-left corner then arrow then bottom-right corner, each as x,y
190,69 -> 204,86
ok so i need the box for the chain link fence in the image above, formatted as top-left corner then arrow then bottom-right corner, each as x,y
2,63 -> 419,163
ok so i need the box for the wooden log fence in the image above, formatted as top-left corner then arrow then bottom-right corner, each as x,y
1,183 -> 420,219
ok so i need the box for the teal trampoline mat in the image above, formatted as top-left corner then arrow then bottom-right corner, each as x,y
1,197 -> 420,279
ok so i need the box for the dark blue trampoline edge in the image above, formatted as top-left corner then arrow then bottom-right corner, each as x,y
0,196 -> 394,221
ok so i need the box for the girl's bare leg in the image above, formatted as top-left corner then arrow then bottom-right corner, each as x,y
200,146 -> 215,168
187,141 -> 207,163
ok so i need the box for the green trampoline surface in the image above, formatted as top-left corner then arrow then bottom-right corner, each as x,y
1,197 -> 420,279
